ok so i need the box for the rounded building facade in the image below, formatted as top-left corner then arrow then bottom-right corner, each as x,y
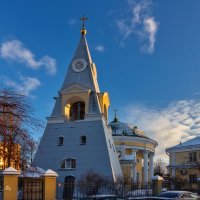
110,115 -> 158,183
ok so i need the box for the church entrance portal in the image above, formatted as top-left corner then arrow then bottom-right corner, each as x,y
63,176 -> 75,200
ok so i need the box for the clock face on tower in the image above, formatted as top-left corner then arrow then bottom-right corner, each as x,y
72,59 -> 88,72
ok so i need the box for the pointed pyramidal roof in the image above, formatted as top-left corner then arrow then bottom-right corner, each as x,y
61,26 -> 100,93
50,23 -> 103,117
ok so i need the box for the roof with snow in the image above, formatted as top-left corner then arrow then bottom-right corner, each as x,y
166,136 -> 200,152
110,121 -> 145,136
109,118 -> 152,140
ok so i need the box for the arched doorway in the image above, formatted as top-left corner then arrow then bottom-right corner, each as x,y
63,176 -> 75,200
70,101 -> 85,120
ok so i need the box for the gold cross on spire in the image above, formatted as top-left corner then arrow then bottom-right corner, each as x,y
80,15 -> 88,29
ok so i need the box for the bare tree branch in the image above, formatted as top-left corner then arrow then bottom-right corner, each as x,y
0,88 -> 43,170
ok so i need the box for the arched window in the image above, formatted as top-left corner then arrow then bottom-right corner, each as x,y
60,158 -> 76,169
80,135 -> 86,145
70,101 -> 85,121
58,136 -> 64,146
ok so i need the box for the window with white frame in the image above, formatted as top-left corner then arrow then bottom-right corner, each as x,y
60,158 -> 76,169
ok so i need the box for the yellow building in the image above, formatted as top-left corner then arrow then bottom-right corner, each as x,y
166,137 -> 200,186
110,114 -> 158,183
0,142 -> 20,170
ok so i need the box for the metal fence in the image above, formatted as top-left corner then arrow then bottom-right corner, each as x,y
56,181 -> 153,200
18,178 -> 43,200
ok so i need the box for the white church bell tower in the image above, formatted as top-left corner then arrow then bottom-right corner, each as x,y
34,16 -> 122,188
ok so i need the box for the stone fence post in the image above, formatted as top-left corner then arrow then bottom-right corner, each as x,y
43,169 -> 58,200
152,175 -> 164,196
2,167 -> 20,200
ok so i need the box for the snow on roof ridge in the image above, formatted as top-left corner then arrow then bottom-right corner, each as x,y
167,136 -> 200,150
180,136 -> 200,145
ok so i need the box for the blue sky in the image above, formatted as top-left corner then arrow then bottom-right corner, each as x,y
1,0 -> 200,159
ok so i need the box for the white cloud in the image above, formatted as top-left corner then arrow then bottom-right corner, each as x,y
121,100 -> 200,162
40,55 -> 56,75
1,75 -> 41,96
68,18 -> 77,26
132,3 -> 142,24
116,20 -> 133,44
116,0 -> 158,53
0,40 -> 57,75
94,44 -> 105,53
143,17 -> 158,53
